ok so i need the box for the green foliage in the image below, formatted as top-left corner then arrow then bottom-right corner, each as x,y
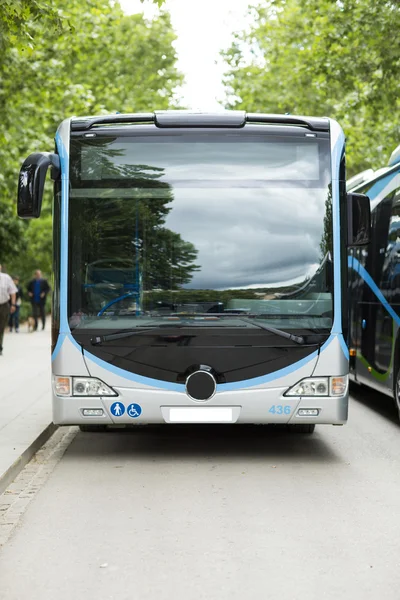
0,0 -> 64,51
0,0 -> 182,276
223,0 -> 400,175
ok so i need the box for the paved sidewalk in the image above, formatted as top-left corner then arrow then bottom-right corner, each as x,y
0,327 -> 55,494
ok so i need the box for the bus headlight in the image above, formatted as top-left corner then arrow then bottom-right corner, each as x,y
73,377 -> 117,396
285,376 -> 348,397
53,376 -> 117,397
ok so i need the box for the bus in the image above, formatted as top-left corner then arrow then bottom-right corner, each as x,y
348,143 -> 400,420
17,110 -> 370,433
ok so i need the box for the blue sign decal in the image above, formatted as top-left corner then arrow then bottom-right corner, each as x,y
110,402 -> 125,417
127,403 -> 142,418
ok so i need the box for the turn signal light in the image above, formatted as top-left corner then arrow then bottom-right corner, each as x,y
330,376 -> 348,396
54,376 -> 71,396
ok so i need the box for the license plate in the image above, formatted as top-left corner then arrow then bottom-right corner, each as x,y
168,407 -> 234,423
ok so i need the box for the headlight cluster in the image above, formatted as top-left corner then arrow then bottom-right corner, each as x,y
53,376 -> 117,397
285,376 -> 348,397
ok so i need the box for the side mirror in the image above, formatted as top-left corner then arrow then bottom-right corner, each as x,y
347,192 -> 371,246
17,152 -> 60,218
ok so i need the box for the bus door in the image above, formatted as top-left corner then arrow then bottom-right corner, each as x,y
377,190 -> 400,373
359,193 -> 393,375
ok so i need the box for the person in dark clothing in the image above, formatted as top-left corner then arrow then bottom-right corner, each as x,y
8,275 -> 23,332
27,270 -> 50,331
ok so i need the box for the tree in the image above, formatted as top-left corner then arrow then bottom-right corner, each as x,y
223,0 -> 400,176
0,0 -> 64,51
0,0 -> 182,277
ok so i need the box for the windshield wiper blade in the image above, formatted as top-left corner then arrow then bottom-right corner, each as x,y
91,326 -> 170,345
237,318 -> 305,345
91,323 -> 249,345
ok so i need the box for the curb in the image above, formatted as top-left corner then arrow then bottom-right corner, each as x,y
0,423 -> 58,495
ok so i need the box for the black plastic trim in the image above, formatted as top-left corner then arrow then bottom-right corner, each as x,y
72,330 -> 324,385
70,113 -> 154,131
246,113 -> 329,132
154,110 -> 246,128
70,111 -> 329,132
71,125 -> 330,139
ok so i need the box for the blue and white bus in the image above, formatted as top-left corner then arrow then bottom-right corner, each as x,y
18,111 -> 370,433
348,144 -> 400,420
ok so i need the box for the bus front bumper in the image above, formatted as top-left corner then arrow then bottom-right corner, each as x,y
52,387 -> 348,426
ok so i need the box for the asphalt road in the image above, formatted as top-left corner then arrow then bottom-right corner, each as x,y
0,385 -> 400,600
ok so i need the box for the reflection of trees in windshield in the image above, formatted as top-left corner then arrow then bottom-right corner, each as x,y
319,186 -> 333,259
69,143 -> 200,316
72,138 -> 173,186
69,138 -> 333,325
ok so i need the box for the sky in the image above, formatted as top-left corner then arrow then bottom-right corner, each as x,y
119,0 -> 252,110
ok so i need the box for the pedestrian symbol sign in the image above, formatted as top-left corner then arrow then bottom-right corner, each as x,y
110,402 -> 125,417
127,403 -> 142,418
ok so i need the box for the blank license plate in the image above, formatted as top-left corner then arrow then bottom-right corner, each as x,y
168,407 -> 234,423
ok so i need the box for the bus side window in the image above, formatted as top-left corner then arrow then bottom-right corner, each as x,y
383,190 -> 400,292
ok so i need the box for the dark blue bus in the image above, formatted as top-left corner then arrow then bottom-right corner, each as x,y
348,144 -> 400,420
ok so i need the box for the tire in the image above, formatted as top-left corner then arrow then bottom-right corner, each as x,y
79,424 -> 108,433
287,423 -> 315,434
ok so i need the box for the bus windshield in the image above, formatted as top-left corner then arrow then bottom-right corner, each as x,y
68,131 -> 333,332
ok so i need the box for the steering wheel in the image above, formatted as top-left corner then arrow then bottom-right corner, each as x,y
97,291 -> 137,316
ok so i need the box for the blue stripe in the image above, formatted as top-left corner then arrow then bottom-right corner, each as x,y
51,332 -> 83,362
338,334 -> 349,360
348,255 -> 400,325
52,127 -> 72,361
331,129 -> 346,335
363,173 -> 393,199
51,333 -> 65,361
84,348 -> 185,391
55,130 -> 70,334
218,338 -> 333,391
83,335 -> 344,391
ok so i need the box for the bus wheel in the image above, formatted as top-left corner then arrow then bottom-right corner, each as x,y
79,425 -> 108,433
287,424 -> 315,434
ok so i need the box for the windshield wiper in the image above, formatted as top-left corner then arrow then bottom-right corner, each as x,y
237,318 -> 305,345
90,314 -> 317,346
90,323 -> 249,345
91,327 -> 160,345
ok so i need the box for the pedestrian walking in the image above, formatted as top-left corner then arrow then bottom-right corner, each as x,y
0,264 -> 17,356
8,276 -> 23,332
27,269 -> 50,331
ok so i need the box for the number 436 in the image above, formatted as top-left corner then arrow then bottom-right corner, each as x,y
269,405 -> 291,415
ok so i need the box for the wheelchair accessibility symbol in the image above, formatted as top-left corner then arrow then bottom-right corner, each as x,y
127,403 -> 142,418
